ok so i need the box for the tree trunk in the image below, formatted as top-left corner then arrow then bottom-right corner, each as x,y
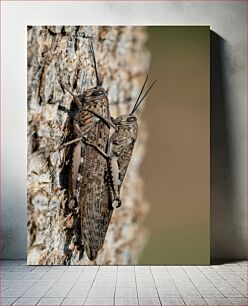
27,26 -> 150,265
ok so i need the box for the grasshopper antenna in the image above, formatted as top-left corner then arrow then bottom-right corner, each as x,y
130,79 -> 157,115
80,71 -> 86,94
58,80 -> 82,109
89,41 -> 100,87
130,75 -> 148,115
59,80 -> 77,97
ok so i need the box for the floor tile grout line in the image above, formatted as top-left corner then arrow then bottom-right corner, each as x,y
211,266 -> 247,297
196,291 -> 226,306
149,266 -> 162,306
182,266 -> 207,303
195,266 -> 226,298
36,296 -> 42,306
226,296 -> 245,306
165,266 -> 186,306
212,263 -> 245,278
1,261 -> 247,306
60,265 -> 86,304
237,261 -> 248,271
18,276 -> 57,299
201,265 -> 247,296
83,265 -> 100,305
17,265 -> 76,301
210,264 -> 233,273
134,265 -> 139,305
232,269 -> 247,282
8,274 -> 41,300
8,296 -> 18,306
113,266 -> 118,305
8,295 -> 42,306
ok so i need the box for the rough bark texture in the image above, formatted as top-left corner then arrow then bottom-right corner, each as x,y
27,26 -> 150,265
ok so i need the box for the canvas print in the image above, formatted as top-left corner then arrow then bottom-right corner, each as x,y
27,26 -> 210,265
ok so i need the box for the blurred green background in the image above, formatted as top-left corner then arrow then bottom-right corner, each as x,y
139,27 -> 210,264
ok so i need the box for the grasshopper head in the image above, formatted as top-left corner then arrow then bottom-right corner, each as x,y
112,114 -> 137,126
112,115 -> 138,142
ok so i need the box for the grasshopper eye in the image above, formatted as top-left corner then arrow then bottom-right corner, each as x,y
113,140 -> 119,145
127,116 -> 136,122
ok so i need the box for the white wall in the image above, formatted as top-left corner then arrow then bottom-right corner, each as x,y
1,1 -> 246,260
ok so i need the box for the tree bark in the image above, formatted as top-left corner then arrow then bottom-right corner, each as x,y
27,26 -> 150,265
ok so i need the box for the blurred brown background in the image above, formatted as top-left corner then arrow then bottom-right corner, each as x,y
139,26 -> 210,264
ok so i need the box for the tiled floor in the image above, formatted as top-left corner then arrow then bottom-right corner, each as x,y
0,260 -> 247,305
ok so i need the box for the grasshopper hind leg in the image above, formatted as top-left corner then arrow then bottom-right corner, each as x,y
82,139 -> 122,209
109,156 -> 121,208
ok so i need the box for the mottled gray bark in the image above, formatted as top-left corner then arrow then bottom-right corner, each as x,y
27,26 -> 150,265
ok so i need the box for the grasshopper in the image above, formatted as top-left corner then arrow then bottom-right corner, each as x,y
59,42 -> 117,261
107,76 -> 157,207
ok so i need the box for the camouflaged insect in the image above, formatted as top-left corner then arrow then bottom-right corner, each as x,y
59,42 -> 117,261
